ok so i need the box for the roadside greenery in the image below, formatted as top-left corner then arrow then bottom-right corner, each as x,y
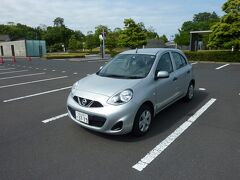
208,0 -> 240,51
184,50 -> 240,62
174,12 -> 220,46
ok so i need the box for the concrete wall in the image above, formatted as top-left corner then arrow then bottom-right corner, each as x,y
0,40 -> 27,57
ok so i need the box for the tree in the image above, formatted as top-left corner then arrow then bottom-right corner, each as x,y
145,26 -> 159,39
53,17 -> 65,27
118,18 -> 147,49
85,32 -> 99,51
68,35 -> 80,51
208,0 -> 240,51
105,32 -> 117,53
159,35 -> 168,43
174,12 -> 220,46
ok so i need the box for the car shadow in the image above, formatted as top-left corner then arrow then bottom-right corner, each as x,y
84,90 -> 209,142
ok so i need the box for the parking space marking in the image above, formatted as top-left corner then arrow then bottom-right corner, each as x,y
0,70 -> 28,75
52,70 -> 56,72
3,86 -> 72,103
73,72 -> 78,75
191,62 -> 198,65
0,76 -> 68,89
42,113 -> 68,123
0,68 -> 15,71
132,98 -> 217,172
216,64 -> 229,70
199,88 -> 206,91
62,71 -> 66,73
0,72 -> 45,80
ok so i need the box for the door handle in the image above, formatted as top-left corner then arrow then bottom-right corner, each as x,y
173,77 -> 178,81
187,70 -> 190,74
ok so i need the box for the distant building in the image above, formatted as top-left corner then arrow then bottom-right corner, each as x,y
0,40 -> 46,57
146,39 -> 166,48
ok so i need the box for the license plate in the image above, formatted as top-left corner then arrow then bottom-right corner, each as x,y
75,111 -> 89,124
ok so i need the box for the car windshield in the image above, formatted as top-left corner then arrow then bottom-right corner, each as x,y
97,54 -> 156,79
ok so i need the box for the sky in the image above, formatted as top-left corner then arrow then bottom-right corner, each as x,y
0,0 -> 226,38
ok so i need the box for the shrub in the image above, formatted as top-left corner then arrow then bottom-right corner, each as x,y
184,50 -> 240,62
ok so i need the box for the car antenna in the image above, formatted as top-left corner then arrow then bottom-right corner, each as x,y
135,48 -> 138,53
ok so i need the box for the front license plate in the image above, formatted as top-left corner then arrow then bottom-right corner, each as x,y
75,111 -> 89,124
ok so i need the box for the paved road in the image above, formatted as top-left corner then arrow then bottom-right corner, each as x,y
0,59 -> 239,180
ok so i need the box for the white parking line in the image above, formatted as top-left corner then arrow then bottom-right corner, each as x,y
199,88 -> 206,91
0,76 -> 68,89
43,69 -> 47,70
3,86 -> 72,103
73,72 -> 78,75
52,70 -> 56,71
216,64 -> 229,70
191,62 -> 198,65
0,72 -> 45,80
62,71 -> 66,73
0,70 -> 28,75
132,98 -> 217,172
42,113 -> 68,123
0,68 -> 15,71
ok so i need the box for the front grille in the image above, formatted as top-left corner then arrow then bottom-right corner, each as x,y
68,106 -> 106,127
73,96 -> 103,108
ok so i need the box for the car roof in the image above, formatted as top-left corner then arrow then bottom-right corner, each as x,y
120,48 -> 181,55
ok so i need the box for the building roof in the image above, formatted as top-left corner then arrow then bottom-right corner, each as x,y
0,34 -> 10,42
190,30 -> 212,34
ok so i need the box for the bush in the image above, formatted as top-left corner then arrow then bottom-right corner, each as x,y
44,52 -> 89,59
184,50 -> 240,63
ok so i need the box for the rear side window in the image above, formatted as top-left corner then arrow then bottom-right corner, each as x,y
156,53 -> 173,73
172,52 -> 187,70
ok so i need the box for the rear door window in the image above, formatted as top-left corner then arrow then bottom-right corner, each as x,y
172,52 -> 187,70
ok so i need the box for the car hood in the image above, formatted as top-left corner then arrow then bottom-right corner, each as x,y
75,74 -> 143,97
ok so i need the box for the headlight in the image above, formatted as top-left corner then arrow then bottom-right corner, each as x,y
71,81 -> 79,91
108,89 -> 133,105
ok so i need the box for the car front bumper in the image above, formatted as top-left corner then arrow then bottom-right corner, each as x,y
66,90 -> 138,135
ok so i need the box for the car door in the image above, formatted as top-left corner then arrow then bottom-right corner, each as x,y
171,51 -> 190,97
155,52 -> 178,112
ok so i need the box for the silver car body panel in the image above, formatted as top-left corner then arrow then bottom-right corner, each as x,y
67,48 -> 194,135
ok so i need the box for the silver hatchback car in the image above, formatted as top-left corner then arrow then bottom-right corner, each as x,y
67,48 -> 195,136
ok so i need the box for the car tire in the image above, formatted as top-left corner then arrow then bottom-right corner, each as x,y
184,82 -> 194,102
132,105 -> 153,136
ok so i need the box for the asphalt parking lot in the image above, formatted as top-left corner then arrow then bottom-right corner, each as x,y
0,58 -> 239,180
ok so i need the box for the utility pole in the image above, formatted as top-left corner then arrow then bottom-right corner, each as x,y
102,29 -> 105,59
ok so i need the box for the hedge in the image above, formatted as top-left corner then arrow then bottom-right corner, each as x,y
184,50 -> 240,63
44,52 -> 89,59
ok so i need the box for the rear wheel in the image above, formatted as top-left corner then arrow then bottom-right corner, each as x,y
184,82 -> 194,102
132,105 -> 153,136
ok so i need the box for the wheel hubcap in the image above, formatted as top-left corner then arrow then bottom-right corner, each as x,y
188,85 -> 194,99
139,110 -> 151,132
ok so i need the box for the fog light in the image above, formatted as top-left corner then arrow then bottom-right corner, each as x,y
111,121 -> 123,131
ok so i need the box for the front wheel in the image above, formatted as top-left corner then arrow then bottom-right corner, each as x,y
132,105 -> 153,136
184,83 -> 194,102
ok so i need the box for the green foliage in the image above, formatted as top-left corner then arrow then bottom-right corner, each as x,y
68,35 -> 82,51
0,23 -> 39,40
145,26 -> 159,39
84,33 -> 99,51
159,35 -> 168,43
118,18 -> 147,49
49,43 -> 64,52
42,26 -> 73,48
45,52 -> 89,59
184,50 -> 240,62
53,17 -> 65,27
105,32 -> 117,52
175,12 -> 220,45
208,0 -> 240,51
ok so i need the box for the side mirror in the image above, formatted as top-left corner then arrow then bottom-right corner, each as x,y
155,71 -> 169,80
